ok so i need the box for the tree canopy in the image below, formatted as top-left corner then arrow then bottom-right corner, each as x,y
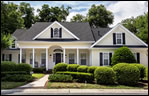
71,14 -> 86,22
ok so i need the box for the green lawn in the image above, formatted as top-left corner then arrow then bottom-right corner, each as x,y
32,73 -> 45,79
47,82 -> 148,89
1,82 -> 26,89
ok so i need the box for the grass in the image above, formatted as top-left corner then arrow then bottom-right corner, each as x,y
47,82 -> 148,89
1,82 -> 26,89
32,73 -> 45,79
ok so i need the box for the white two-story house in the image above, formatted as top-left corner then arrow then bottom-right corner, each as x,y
1,21 -> 148,71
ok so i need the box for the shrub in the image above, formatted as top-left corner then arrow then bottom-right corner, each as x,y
53,63 -> 68,73
1,71 -> 29,78
1,75 -> 33,82
48,74 -> 73,82
77,65 -> 88,73
146,67 -> 148,80
67,64 -> 80,72
113,63 -> 140,86
33,68 -> 46,73
87,66 -> 98,73
111,47 -> 136,66
94,67 -> 116,85
131,64 -> 146,80
56,71 -> 94,83
16,63 -> 32,73
1,61 -> 17,72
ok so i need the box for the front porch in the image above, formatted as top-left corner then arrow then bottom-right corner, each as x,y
19,46 -> 90,71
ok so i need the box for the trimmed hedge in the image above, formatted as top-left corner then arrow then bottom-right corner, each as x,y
94,67 -> 116,85
131,64 -> 146,80
1,75 -> 34,82
56,71 -> 94,83
1,61 -> 17,72
111,47 -> 136,66
53,63 -> 68,73
16,63 -> 32,73
87,66 -> 98,73
113,63 -> 140,86
33,68 -> 46,73
67,64 -> 80,72
48,74 -> 73,82
77,65 -> 88,73
1,71 -> 29,78
146,67 -> 148,80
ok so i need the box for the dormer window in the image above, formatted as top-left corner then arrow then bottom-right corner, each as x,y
113,33 -> 125,45
54,28 -> 59,37
116,33 -> 122,44
9,39 -> 16,49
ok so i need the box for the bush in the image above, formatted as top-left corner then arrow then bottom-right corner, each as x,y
48,74 -> 73,82
94,67 -> 116,85
67,64 -> 80,72
113,63 -> 140,86
146,67 -> 148,80
1,74 -> 33,82
87,66 -> 98,73
1,71 -> 29,78
77,65 -> 88,73
16,63 -> 32,73
53,63 -> 68,73
1,61 -> 17,72
33,68 -> 46,73
131,64 -> 146,80
56,71 -> 94,83
111,47 -> 136,66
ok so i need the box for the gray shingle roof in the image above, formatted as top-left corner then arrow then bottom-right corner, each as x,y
13,22 -> 111,42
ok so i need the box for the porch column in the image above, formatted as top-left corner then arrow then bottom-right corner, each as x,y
77,48 -> 79,64
32,48 -> 35,68
20,48 -> 22,63
63,48 -> 65,63
46,48 -> 48,71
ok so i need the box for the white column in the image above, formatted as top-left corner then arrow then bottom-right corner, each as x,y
46,48 -> 48,71
63,48 -> 65,63
20,48 -> 22,63
32,48 -> 35,68
77,48 -> 79,64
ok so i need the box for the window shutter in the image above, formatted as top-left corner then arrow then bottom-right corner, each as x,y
137,53 -> 140,63
51,28 -> 53,38
122,33 -> 125,44
2,54 -> 5,61
18,54 -> 20,63
109,53 -> 112,66
100,53 -> 103,66
113,33 -> 116,44
9,54 -> 12,61
59,28 -> 62,38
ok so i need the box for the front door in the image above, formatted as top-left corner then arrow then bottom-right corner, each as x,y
56,53 -> 61,64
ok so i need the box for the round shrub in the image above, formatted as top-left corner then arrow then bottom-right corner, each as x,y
111,47 -> 136,66
53,63 -> 68,73
67,64 -> 80,72
1,61 -> 17,72
113,63 -> 140,86
77,65 -> 88,72
94,67 -> 116,85
16,63 -> 32,73
87,66 -> 98,73
131,63 -> 146,80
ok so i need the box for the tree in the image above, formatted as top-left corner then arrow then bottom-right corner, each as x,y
37,4 -> 71,22
87,4 -> 114,27
19,2 -> 35,28
122,12 -> 148,44
71,14 -> 86,22
111,46 -> 137,66
1,33 -> 13,50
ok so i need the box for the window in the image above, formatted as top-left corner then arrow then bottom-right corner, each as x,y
81,53 -> 87,65
11,40 -> 16,48
116,33 -> 122,44
69,53 -> 75,64
30,53 -> 36,64
41,53 -> 46,67
103,53 -> 109,66
53,28 -> 59,37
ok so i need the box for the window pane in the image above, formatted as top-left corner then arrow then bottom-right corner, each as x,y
104,59 -> 108,65
117,39 -> 121,44
81,53 -> 86,65
54,28 -> 59,37
69,54 -> 74,64
104,53 -> 108,59
117,34 -> 121,38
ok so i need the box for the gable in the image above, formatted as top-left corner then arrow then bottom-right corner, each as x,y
33,21 -> 79,40
91,24 -> 148,47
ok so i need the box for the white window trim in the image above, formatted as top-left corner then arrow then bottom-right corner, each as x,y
116,33 -> 123,45
101,52 -> 114,66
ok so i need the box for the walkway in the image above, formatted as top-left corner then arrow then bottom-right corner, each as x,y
18,74 -> 49,88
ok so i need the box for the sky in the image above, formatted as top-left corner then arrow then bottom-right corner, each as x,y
5,1 -> 148,27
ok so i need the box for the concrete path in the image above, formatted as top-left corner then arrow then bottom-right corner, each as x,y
18,74 -> 49,88
1,89 -> 148,95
